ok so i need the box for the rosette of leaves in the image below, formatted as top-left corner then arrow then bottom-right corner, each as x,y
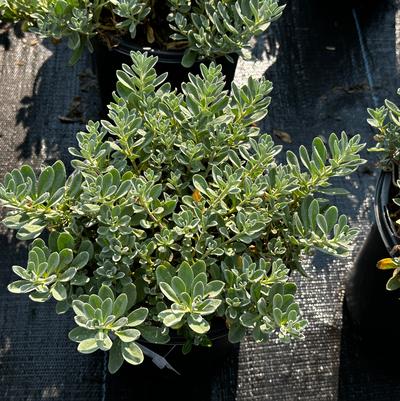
0,0 -> 284,66
0,51 -> 366,372
368,88 -> 400,169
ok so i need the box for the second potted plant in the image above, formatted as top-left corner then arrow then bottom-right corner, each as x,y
0,0 -> 284,109
346,90 -> 400,354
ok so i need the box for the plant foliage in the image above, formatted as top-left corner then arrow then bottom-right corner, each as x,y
368,89 -> 400,289
368,88 -> 400,169
0,0 -> 284,66
0,52 -> 365,372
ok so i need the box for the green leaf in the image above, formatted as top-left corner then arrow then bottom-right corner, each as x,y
171,276 -> 186,296
115,328 -> 141,343
47,252 -> 60,273
69,327 -> 94,342
273,308 -> 282,325
123,283 -> 137,310
386,275 -> 400,291
51,161 -> 66,194
178,262 -> 194,290
89,294 -> 102,309
181,49 -> 197,68
195,299 -> 221,315
316,214 -> 328,234
161,312 -> 185,327
192,175 -> 208,194
59,267 -> 77,282
113,293 -> 128,318
121,342 -> 144,365
156,265 -> 172,286
228,323 -> 246,343
57,232 -> 75,250
192,272 -> 207,289
59,248 -> 74,267
99,285 -> 114,302
71,252 -> 89,269
139,326 -> 169,344
187,314 -> 210,334
12,265 -> 30,280
239,312 -> 258,328
204,281 -> 225,297
67,172 -> 82,197
99,334 -> 114,352
159,282 -> 180,303
37,166 -> 55,197
7,280 -> 34,293
72,300 -> 87,317
127,307 -> 148,327
30,291 -> 51,302
77,338 -> 99,354
324,206 -> 338,232
20,165 -> 37,191
308,199 -> 319,229
16,220 -> 45,240
191,260 -> 206,276
192,281 -> 204,299
3,214 -> 29,229
51,281 -> 67,301
102,298 -> 113,317
108,340 -> 124,374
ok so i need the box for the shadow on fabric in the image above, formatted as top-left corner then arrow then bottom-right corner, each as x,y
14,38 -> 100,168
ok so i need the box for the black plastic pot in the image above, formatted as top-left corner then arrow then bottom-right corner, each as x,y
374,170 -> 400,252
140,329 -> 231,372
105,322 -> 237,400
345,171 -> 400,357
93,38 -> 239,116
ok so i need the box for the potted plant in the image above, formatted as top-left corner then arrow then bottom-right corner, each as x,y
0,0 -> 284,109
345,90 -> 400,355
0,51 -> 365,374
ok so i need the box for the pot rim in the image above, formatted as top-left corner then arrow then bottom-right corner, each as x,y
98,37 -> 238,64
114,37 -> 186,63
138,327 -> 228,347
138,317 -> 229,346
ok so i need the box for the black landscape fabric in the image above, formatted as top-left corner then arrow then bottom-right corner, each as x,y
0,0 -> 400,400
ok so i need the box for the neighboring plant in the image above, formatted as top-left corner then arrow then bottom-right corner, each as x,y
0,0 -> 284,66
0,52 -> 365,373
368,89 -> 400,290
368,88 -> 400,169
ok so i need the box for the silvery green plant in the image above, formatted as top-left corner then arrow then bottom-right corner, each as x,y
0,52 -> 365,373
368,89 -> 400,169
0,0 -> 284,66
367,89 -> 400,290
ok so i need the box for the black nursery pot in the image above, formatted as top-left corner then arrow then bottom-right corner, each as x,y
105,322 -> 236,400
138,324 -> 232,374
93,38 -> 239,116
345,171 -> 400,351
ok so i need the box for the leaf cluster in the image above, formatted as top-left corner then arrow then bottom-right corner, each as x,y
0,0 -> 283,66
0,51 -> 366,372
368,89 -> 400,169
367,90 -> 400,291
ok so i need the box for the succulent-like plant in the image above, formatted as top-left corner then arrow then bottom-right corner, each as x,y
368,90 -> 400,290
0,52 -> 365,372
368,89 -> 400,169
0,0 -> 284,66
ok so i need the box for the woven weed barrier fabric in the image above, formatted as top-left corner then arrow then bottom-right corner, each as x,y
0,27 -> 104,401
1,1 -> 400,400
236,1 -> 400,400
